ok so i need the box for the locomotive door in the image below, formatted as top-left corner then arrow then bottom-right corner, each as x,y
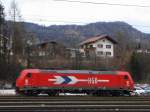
25,73 -> 37,86
120,75 -> 130,89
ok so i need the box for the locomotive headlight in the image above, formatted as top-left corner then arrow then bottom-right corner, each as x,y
25,79 -> 29,85
126,81 -> 130,87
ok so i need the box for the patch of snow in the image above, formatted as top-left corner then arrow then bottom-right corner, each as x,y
59,93 -> 87,96
0,89 -> 16,96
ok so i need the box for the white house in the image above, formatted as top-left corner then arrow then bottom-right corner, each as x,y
79,34 -> 117,58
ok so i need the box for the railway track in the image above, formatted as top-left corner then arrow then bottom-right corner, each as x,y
0,96 -> 150,111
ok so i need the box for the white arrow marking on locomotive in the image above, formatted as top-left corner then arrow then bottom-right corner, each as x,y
97,80 -> 110,82
48,76 -> 110,85
49,76 -> 79,84
54,76 -> 66,84
48,76 -> 65,84
67,76 -> 78,84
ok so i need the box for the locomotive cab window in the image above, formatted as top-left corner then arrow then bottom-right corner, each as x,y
124,75 -> 128,80
26,73 -> 32,78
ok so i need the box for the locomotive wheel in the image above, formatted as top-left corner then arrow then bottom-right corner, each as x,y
91,91 -> 111,96
22,90 -> 40,96
123,91 -> 131,96
111,92 -> 120,96
111,91 -> 126,96
16,91 -> 26,96
47,92 -> 59,96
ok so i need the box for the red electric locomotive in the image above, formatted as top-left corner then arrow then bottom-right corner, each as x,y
16,69 -> 134,96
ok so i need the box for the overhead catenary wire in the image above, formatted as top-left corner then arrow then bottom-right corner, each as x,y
53,0 -> 150,8
3,0 -> 150,29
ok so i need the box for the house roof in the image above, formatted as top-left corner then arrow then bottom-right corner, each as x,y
79,34 -> 117,46
28,41 -> 59,49
37,41 -> 58,46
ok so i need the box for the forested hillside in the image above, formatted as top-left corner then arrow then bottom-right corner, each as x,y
23,21 -> 150,47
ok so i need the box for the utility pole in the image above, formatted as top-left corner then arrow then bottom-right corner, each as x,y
51,41 -> 57,58
75,49 -> 79,69
0,4 -> 5,62
12,0 -> 16,57
94,49 -> 97,69
26,40 -> 32,68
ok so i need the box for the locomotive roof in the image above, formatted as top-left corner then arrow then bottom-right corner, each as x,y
38,69 -> 119,75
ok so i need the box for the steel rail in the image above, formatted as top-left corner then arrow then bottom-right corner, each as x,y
0,96 -> 149,111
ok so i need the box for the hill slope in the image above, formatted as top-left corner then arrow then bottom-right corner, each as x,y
23,21 -> 150,47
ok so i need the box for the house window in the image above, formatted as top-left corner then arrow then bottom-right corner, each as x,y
106,52 -> 111,56
80,52 -> 85,57
97,51 -> 103,55
106,45 -> 111,48
89,45 -> 93,48
97,44 -> 103,48
102,39 -> 105,42
87,45 -> 93,48
39,51 -> 46,56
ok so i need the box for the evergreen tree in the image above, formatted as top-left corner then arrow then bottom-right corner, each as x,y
0,4 -> 4,26
129,52 -> 142,82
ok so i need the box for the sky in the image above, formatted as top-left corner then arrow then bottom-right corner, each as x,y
1,0 -> 150,33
